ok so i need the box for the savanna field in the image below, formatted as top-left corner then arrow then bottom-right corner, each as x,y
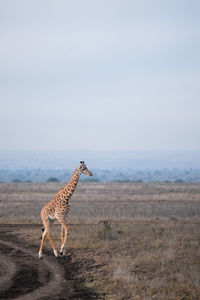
0,182 -> 200,299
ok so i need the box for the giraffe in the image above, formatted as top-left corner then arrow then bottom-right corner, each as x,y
38,161 -> 93,258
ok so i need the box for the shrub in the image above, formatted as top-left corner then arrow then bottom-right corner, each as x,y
12,179 -> 22,183
46,177 -> 60,182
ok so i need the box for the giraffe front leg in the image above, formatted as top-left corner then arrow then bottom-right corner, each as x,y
59,222 -> 69,256
61,225 -> 64,244
60,225 -> 65,255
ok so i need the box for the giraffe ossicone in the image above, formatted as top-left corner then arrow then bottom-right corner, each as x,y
38,161 -> 93,258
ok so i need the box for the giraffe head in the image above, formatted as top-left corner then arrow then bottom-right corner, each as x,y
78,161 -> 93,176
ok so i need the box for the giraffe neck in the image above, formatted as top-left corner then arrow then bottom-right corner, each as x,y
63,168 -> 80,198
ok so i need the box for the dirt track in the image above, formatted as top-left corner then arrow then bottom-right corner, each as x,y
0,224 -> 99,300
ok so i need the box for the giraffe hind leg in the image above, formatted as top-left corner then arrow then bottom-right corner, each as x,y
38,216 -> 58,258
47,231 -> 58,257
38,227 -> 47,259
40,227 -> 45,240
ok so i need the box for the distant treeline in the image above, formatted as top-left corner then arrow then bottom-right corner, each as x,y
0,168 -> 200,183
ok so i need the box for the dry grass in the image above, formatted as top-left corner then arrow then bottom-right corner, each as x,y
18,219 -> 200,300
0,182 -> 200,222
1,182 -> 200,299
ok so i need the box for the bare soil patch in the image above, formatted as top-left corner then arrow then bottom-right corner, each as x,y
0,224 -> 99,300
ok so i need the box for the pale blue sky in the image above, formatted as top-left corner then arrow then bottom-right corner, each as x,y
0,0 -> 200,151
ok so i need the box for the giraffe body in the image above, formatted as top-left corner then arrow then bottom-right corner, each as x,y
38,161 -> 92,258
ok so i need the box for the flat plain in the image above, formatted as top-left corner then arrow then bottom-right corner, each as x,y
0,182 -> 200,299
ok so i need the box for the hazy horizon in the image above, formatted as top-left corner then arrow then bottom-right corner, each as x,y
1,149 -> 200,170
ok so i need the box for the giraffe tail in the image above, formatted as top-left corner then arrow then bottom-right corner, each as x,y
40,227 -> 45,240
